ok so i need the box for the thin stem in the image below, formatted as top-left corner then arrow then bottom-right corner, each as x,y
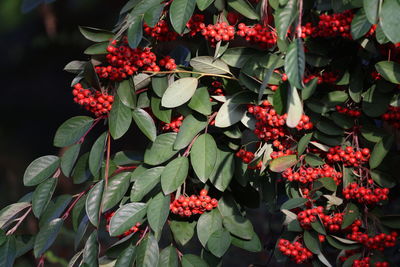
183,134 -> 199,157
143,70 -> 238,80
36,255 -> 45,267
135,226 -> 149,246
78,116 -> 104,144
104,132 -> 111,190
6,207 -> 32,236
205,112 -> 218,133
61,184 -> 94,220
297,0 -> 304,39
113,165 -> 138,175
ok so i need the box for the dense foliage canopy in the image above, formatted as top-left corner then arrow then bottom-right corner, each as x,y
2,0 -> 400,266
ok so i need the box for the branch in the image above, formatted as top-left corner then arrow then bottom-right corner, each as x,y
61,184 -> 94,220
6,207 -> 32,236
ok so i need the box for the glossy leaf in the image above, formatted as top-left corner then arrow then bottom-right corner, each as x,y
181,254 -> 209,267
115,245 -> 136,267
351,9 -> 372,39
34,218 -> 63,258
144,133 -> 178,165
136,234 -> 159,267
0,237 -> 16,267
147,193 -> 170,234
32,178 -> 58,218
161,157 -> 189,194
269,155 -> 297,172
223,215 -> 254,240
281,197 -> 308,210
231,232 -> 262,252
162,77 -> 198,108
39,195 -> 71,227
297,133 -> 312,155
191,134 -> 218,182
190,56 -> 231,75
341,203 -> 359,229
375,61 -> 400,84
23,155 -> 60,186
170,0 -> 196,34
85,180 -> 104,227
276,0 -> 298,39
109,203 -> 147,236
0,202 -> 31,229
72,153 -> 92,184
363,0 -> 379,24
132,108 -> 157,141
158,246 -> 179,267
89,132 -> 107,176
131,167 -> 164,201
380,0 -> 400,43
127,16 -> 143,49
102,172 -> 131,211
286,85 -> 303,128
303,230 -> 321,254
369,134 -> 394,169
109,94 -> 133,139
209,150 -> 235,192
207,229 -> 231,258
61,143 -> 81,177
151,96 -> 171,123
197,209 -> 223,247
188,87 -> 212,115
170,221 -> 196,246
79,26 -> 114,42
285,39 -> 305,89
82,231 -> 99,266
227,0 -> 259,20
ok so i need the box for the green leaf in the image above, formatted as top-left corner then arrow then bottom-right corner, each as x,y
375,61 -> 400,84
118,79 -> 136,109
147,193 -> 170,234
210,150 -> 235,192
369,134 -> 394,169
0,231 -> 4,247
54,116 -> 94,147
305,154 -> 325,167
158,246 -> 179,267
85,180 -> 104,227
316,177 -> 337,192
132,108 -> 157,141
61,143 -> 81,177
231,232 -> 262,252
64,60 -> 86,73
190,56 -> 231,75
72,153 -> 92,184
39,195 -> 71,227
227,0 -> 259,20
273,83 -> 288,115
215,92 -> 251,128
162,77 -> 198,108
170,0 -> 196,34
151,96 -> 172,123
32,178 -> 58,218
131,167 -> 164,201
161,157 -> 189,194
84,42 -> 108,55
302,78 -> 318,100
223,215 -> 254,240
206,229 -> 231,258
0,237 -> 16,267
351,9 -> 372,39
370,170 -> 396,188
303,230 -> 321,254
285,39 -> 305,89
174,114 -> 207,150
144,4 -> 164,27
136,234 -> 159,267
144,133 -> 179,165
182,254 -> 209,267
342,253 -> 362,267
197,209 -> 223,247
78,26 -> 114,42
23,155 -> 60,186
170,221 -> 196,246
341,203 -> 359,229
109,94 -> 133,140
316,119 -> 344,136
188,87 -> 212,115
152,75 -> 169,97
276,0 -> 298,39
115,245 -> 136,267
34,218 -> 63,258
297,133 -> 312,155
281,197 -> 308,210
331,113 -> 354,129
89,132 -> 107,176
221,47 -> 256,68
127,16 -> 144,49
362,86 -> 391,117
269,155 -> 297,172
326,236 -> 360,250
82,231 -> 99,266
363,0 -> 379,24
380,0 -> 400,43
102,172 -> 131,211
286,85 -> 303,128
109,203 -> 147,237
311,220 -> 326,235
191,134 -> 218,182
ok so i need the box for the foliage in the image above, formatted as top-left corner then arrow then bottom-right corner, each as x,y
2,0 -> 400,266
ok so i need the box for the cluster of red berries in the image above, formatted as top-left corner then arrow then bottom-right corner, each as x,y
353,258 -> 389,267
326,146 -> 370,167
169,189 -> 218,218
96,39 -> 159,81
282,164 -> 342,184
158,56 -> 177,70
278,239 -> 313,264
200,22 -> 235,46
143,20 -> 178,42
302,11 -> 354,39
343,183 -> 389,205
226,12 -> 242,25
161,115 -> 183,132
186,14 -> 205,37
236,23 -> 277,49
303,72 -> 338,84
381,106 -> 400,129
236,149 -> 255,164
320,212 -> 344,232
209,81 -> 225,96
296,206 -> 324,229
72,83 -> 113,117
336,105 -> 362,117
105,211 -> 141,238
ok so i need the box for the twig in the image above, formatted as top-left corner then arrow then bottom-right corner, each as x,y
135,226 -> 149,246
6,207 -> 32,236
78,116 -> 104,144
143,70 -> 237,80
205,112 -> 218,133
183,135 -> 200,157
61,184 -> 94,220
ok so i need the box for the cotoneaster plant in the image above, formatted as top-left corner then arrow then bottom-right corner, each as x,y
2,0 -> 400,266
